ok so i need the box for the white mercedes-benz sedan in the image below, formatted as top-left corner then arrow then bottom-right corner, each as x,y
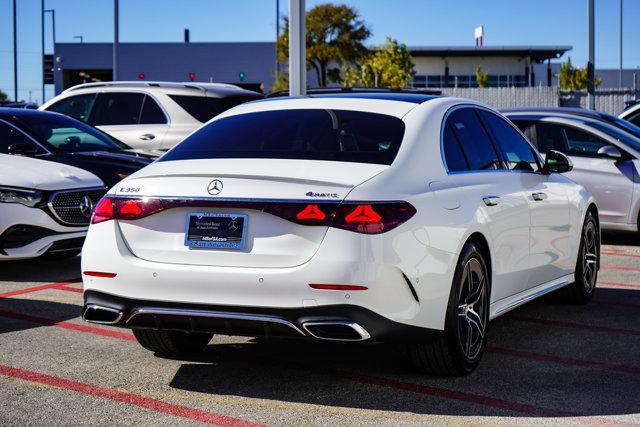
0,154 -> 105,260
81,93 -> 599,375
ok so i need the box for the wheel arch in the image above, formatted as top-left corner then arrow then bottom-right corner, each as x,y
464,232 -> 492,295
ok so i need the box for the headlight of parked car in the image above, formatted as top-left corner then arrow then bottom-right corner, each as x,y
0,186 -> 43,207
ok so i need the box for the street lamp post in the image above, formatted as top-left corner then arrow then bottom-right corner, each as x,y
113,0 -> 119,81
288,0 -> 306,96
13,0 -> 18,102
73,36 -> 84,43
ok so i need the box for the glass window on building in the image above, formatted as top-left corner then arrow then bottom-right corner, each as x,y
412,75 -> 426,88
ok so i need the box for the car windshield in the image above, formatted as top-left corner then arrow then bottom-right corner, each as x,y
15,113 -> 129,152
160,109 -> 406,165
589,121 -> 640,154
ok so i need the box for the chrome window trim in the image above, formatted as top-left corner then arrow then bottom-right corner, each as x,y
0,118 -> 53,156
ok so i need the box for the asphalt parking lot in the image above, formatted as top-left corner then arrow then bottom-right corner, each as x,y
1,233 -> 639,426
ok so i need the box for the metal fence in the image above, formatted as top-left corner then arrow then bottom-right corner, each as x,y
440,87 -> 638,115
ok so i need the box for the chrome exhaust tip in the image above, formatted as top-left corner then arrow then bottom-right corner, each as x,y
82,304 -> 123,325
302,321 -> 371,341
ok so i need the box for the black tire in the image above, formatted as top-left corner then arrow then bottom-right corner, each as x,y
561,210 -> 599,304
132,329 -> 213,355
407,242 -> 490,376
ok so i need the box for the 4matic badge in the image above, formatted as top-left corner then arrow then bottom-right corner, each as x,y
306,191 -> 340,199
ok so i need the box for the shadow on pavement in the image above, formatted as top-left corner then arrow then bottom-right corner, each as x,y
0,256 -> 81,283
0,297 -> 80,335
602,231 -> 640,246
166,286 -> 640,418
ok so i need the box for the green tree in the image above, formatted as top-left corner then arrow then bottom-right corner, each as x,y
276,3 -> 371,88
0,89 -> 7,102
559,57 -> 601,90
475,66 -> 489,88
343,37 -> 415,88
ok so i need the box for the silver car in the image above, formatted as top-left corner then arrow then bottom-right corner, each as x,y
505,110 -> 640,234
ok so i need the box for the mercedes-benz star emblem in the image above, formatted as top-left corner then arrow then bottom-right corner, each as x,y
207,179 -> 223,196
79,195 -> 94,218
228,220 -> 239,231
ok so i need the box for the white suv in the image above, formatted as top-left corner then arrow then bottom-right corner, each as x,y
39,82 -> 262,151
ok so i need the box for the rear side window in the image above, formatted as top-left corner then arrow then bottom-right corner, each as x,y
139,96 -> 166,124
626,111 -> 640,128
46,94 -> 96,123
444,108 -> 502,171
478,111 -> 539,172
90,93 -> 167,126
160,109 -> 405,165
169,95 -> 259,123
442,123 -> 469,172
90,93 -> 145,126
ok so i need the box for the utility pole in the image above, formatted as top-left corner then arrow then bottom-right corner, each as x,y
619,0 -> 623,88
113,0 -> 119,81
587,0 -> 595,110
275,0 -> 280,81
41,0 -> 45,104
13,0 -> 18,102
288,0 -> 306,96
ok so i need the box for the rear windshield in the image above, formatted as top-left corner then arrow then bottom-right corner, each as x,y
169,94 -> 260,123
160,109 -> 406,165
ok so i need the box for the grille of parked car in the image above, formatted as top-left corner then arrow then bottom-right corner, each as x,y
48,188 -> 107,226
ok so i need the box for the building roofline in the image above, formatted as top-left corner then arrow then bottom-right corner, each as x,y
408,45 -> 572,61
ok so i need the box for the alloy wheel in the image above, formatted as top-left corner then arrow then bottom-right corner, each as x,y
582,221 -> 598,292
457,258 -> 487,360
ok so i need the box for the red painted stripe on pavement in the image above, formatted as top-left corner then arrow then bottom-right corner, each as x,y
286,361 -> 577,417
601,264 -> 640,272
0,279 -> 82,298
0,364 -> 263,427
601,250 -> 640,259
1,308 -> 636,424
486,346 -> 640,374
0,309 -> 135,341
599,281 -> 640,290
510,315 -> 640,336
56,285 -> 83,294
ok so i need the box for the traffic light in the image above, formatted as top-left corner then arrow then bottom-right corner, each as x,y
238,72 -> 246,81
43,54 -> 54,84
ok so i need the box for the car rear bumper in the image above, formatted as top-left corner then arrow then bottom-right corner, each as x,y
83,290 -> 442,343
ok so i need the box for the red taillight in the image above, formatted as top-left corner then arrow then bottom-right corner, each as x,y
90,197 -> 165,224
344,204 -> 382,223
296,204 -> 326,221
91,197 -> 114,224
309,284 -> 368,291
333,202 -> 416,234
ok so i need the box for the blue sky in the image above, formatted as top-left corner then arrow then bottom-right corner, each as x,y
1,0 -> 638,103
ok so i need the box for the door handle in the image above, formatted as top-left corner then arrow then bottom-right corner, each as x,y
139,133 -> 155,140
482,196 -> 500,206
532,192 -> 547,201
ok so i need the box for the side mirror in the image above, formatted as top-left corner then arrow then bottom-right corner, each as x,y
8,142 -> 39,156
544,150 -> 573,174
597,145 -> 622,160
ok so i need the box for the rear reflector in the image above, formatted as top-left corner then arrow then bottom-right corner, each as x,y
83,271 -> 117,278
89,197 -> 416,234
309,284 -> 368,291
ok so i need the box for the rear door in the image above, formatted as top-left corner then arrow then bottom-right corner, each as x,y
442,107 -> 531,301
89,92 -> 168,149
479,112 -> 572,290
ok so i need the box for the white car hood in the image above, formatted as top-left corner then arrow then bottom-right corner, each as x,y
0,154 -> 103,190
